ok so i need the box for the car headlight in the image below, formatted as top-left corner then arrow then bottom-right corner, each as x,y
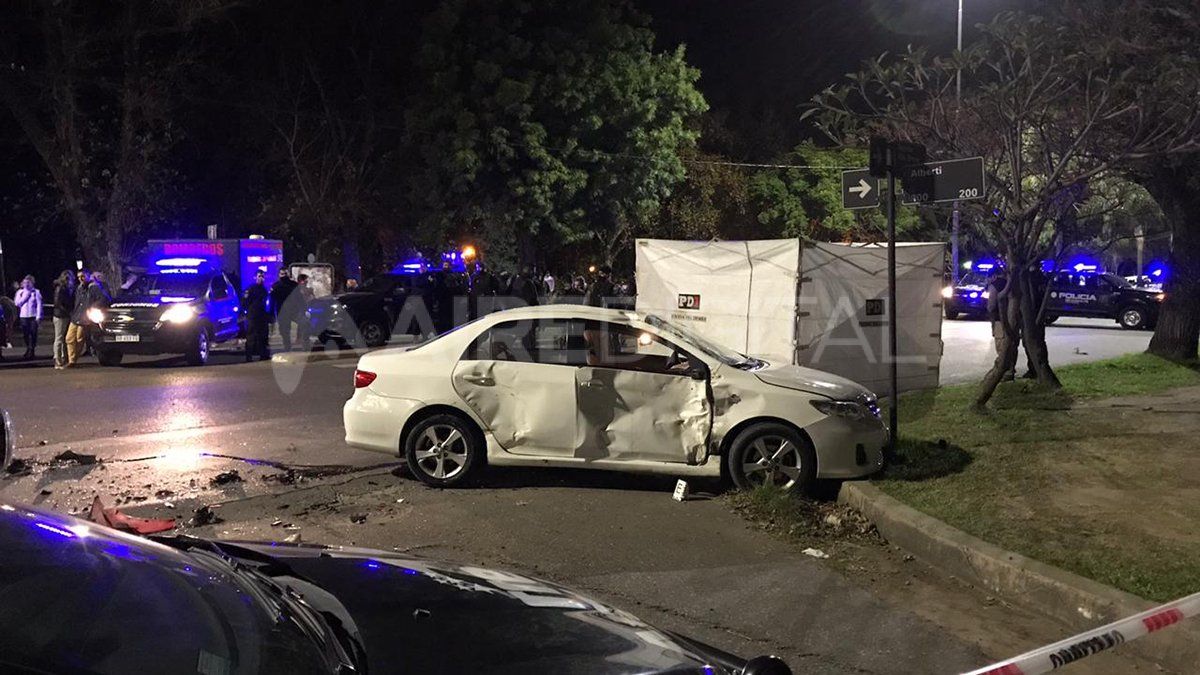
982,291 -> 990,299
159,304 -> 197,323
810,398 -> 875,421
1156,293 -> 1166,302
86,307 -> 106,324
941,286 -> 954,299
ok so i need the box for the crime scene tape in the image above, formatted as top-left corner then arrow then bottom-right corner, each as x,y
963,590 -> 1200,674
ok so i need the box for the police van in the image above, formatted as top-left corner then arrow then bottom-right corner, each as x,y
1045,268 -> 1164,330
92,238 -> 284,365
942,261 -> 999,320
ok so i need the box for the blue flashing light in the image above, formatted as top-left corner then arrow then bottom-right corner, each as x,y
159,296 -> 195,303
155,257 -> 208,267
968,292 -> 980,299
1151,268 -> 1164,278
1073,263 -> 1098,272
362,560 -> 383,570
1040,260 -> 1055,273
402,567 -> 420,576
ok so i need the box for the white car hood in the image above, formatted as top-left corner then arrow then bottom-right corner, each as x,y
754,364 -> 870,400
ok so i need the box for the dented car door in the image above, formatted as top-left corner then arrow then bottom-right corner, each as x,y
574,322 -> 711,463
452,319 -> 580,457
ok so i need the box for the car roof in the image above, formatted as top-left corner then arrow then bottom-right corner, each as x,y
481,303 -> 640,324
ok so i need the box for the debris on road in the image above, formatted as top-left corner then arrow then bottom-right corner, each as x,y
52,450 -> 97,466
350,513 -> 368,524
189,505 -> 224,527
4,458 -> 32,476
154,489 -> 175,499
283,532 -> 302,543
89,496 -> 176,534
672,479 -> 690,502
210,470 -> 243,486
802,547 -> 830,559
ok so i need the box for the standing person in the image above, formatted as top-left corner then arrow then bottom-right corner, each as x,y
508,264 -> 540,307
242,269 -> 271,362
269,268 -> 299,351
14,276 -> 43,359
51,271 -> 75,369
295,274 -> 314,348
984,269 -> 1017,383
585,265 -> 614,308
0,289 -> 16,351
65,271 -> 92,367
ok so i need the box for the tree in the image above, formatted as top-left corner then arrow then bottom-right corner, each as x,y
750,142 -> 921,242
810,10 -> 1200,407
649,150 -> 756,241
404,0 -> 706,268
0,1 -> 230,281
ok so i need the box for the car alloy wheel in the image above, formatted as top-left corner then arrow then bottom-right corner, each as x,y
741,435 -> 804,489
413,424 -> 468,480
1120,308 -> 1145,330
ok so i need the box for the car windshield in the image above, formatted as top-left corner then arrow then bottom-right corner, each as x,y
959,272 -> 991,287
1102,273 -> 1132,289
359,275 -> 398,293
121,272 -> 210,299
644,314 -> 749,367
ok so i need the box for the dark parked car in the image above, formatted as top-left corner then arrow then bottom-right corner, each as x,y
1045,270 -> 1164,330
942,271 -> 995,320
93,263 -> 242,366
307,273 -> 433,348
0,501 -> 789,674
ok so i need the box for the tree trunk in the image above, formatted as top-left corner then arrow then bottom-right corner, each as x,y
1143,163 -> 1200,361
1020,268 -> 1061,387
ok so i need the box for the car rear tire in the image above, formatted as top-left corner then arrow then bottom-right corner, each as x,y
1044,314 -> 1059,325
403,413 -> 485,488
184,329 -> 211,366
727,422 -> 817,493
1118,306 -> 1147,330
944,307 -> 960,320
356,319 -> 388,348
97,349 -> 124,367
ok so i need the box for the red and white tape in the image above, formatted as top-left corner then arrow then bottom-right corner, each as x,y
964,590 -> 1200,674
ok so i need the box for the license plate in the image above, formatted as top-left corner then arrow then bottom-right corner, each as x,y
113,335 -> 140,343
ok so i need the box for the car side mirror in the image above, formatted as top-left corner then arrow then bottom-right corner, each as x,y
1,409 -> 13,471
742,655 -> 791,675
689,367 -> 707,381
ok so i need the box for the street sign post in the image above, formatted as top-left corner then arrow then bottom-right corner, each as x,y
841,169 -> 879,210
898,156 -> 985,205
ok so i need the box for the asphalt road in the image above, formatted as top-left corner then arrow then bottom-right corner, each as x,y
0,320 -> 1162,673
939,315 -> 1152,385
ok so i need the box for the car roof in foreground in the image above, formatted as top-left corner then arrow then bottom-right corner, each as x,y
478,303 -> 642,324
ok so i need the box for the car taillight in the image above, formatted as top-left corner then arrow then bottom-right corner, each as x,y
354,370 -> 377,388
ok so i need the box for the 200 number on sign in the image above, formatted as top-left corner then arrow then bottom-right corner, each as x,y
958,187 -> 979,199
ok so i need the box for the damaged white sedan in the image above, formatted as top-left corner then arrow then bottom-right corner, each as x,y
344,305 -> 886,491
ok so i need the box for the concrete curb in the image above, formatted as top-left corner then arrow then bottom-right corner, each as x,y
839,481 -> 1200,673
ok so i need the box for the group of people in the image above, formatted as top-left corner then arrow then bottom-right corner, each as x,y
240,267 -> 314,361
0,270 -> 111,367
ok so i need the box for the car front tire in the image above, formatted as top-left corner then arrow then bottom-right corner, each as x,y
944,306 -> 960,320
185,329 -> 211,366
403,413 -> 484,488
1118,306 -> 1147,330
727,422 -> 817,493
357,319 -> 388,348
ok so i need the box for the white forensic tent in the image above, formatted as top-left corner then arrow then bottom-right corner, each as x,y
634,238 -> 944,393
797,242 -> 944,393
634,239 -> 801,364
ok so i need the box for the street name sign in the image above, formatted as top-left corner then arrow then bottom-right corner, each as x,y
898,156 -> 985,205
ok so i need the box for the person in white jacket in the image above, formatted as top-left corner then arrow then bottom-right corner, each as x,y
14,275 -> 43,360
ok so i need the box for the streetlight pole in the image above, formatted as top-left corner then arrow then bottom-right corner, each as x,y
951,0 -> 964,283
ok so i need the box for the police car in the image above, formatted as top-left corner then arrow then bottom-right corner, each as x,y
1045,267 -> 1164,330
91,261 -> 243,366
942,262 -> 998,320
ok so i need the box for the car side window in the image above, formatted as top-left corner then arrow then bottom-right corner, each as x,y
581,321 -> 697,376
209,276 -> 230,300
461,319 -> 589,365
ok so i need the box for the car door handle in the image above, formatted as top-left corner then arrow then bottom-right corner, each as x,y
582,380 -> 606,389
463,375 -> 494,386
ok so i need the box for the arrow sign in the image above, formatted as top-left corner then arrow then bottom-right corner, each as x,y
898,156 -> 985,205
841,169 -> 879,210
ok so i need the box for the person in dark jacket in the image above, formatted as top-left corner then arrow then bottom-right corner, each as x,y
51,270 -> 76,369
269,268 -> 300,351
585,265 -> 615,307
507,264 -> 540,308
243,269 -> 271,362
